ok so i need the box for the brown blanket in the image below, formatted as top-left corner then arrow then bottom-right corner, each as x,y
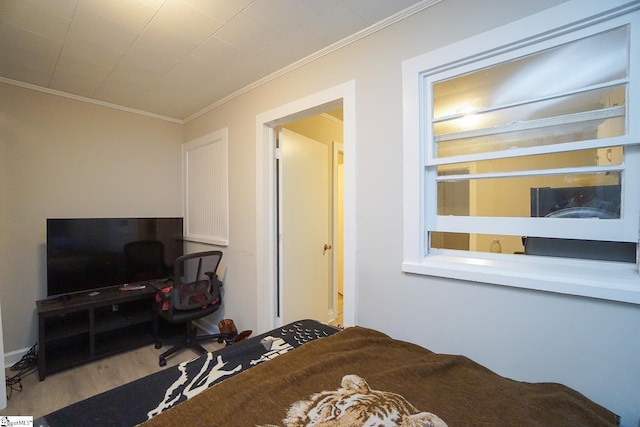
139,326 -> 617,426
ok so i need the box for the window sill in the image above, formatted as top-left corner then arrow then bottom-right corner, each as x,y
402,252 -> 640,305
183,235 -> 229,247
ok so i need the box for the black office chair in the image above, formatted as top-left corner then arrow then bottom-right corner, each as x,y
153,250 -> 233,366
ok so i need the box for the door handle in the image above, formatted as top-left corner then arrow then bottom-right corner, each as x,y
323,243 -> 332,254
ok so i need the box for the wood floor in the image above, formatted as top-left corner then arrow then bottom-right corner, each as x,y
0,339 -> 225,419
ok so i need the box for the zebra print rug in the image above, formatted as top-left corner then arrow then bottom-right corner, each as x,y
36,319 -> 338,427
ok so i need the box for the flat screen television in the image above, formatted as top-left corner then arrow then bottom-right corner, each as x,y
47,217 -> 184,297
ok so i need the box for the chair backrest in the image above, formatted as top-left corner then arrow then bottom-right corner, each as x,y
171,251 -> 223,310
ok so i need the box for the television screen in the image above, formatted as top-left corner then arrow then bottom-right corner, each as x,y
47,217 -> 184,297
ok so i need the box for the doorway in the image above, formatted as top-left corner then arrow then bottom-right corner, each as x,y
255,81 -> 356,333
276,113 -> 344,326
276,127 -> 332,325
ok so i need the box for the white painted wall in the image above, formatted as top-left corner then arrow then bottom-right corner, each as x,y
0,302 -> 6,409
0,82 -> 8,409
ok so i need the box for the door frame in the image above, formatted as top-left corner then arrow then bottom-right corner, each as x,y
331,141 -> 344,322
255,81 -> 356,333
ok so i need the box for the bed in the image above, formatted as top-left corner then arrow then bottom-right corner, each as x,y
38,319 -> 618,426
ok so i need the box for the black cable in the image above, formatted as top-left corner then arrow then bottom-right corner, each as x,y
5,344 -> 37,400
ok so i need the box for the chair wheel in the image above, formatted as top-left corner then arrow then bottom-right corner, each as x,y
155,342 -> 162,349
159,358 -> 167,367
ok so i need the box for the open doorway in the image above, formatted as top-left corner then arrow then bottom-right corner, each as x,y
255,81 -> 356,333
276,110 -> 344,326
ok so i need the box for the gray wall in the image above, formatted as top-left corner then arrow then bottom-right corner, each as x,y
184,0 -> 640,424
0,83 -> 183,355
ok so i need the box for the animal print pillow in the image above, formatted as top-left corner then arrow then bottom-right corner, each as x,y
260,374 -> 447,427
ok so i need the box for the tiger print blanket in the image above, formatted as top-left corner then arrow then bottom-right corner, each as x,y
138,326 -> 618,427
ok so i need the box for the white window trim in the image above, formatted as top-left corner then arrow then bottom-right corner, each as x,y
183,128 -> 229,246
402,0 -> 640,305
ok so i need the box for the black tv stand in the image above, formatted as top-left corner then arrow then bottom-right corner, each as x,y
36,284 -> 164,380
57,294 -> 72,302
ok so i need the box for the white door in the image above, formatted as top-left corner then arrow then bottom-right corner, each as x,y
278,128 -> 331,324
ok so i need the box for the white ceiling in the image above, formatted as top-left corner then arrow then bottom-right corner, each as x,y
0,0 -> 427,122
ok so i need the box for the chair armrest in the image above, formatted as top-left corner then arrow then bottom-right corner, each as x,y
154,285 -> 174,314
204,271 -> 219,283
204,272 -> 223,294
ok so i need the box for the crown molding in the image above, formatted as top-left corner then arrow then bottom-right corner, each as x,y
0,77 -> 184,124
184,0 -> 443,123
1,0 -> 442,125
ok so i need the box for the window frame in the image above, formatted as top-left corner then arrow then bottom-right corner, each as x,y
402,0 -> 640,305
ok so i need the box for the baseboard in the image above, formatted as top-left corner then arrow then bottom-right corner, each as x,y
4,346 -> 30,369
194,316 -> 221,335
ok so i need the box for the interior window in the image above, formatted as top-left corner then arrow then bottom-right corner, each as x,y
402,0 -> 640,304
431,27 -> 628,158
424,25 -> 637,263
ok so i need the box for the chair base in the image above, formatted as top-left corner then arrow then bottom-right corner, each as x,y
156,322 -> 233,367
